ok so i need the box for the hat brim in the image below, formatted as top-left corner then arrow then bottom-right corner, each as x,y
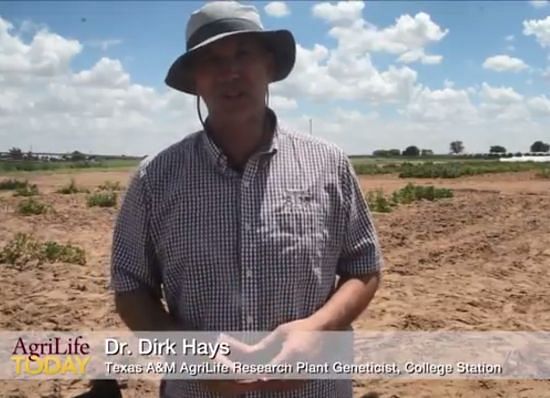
164,29 -> 296,95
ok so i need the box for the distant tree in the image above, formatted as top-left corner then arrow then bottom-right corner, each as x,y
372,150 -> 389,157
388,149 -> 401,156
403,146 -> 420,156
490,145 -> 506,154
530,141 -> 550,153
421,149 -> 434,156
71,151 -> 86,161
8,147 -> 23,160
450,141 -> 464,154
25,151 -> 37,160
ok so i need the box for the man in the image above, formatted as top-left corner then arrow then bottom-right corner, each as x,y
110,1 -> 383,397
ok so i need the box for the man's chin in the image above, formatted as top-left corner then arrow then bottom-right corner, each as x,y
213,104 -> 257,121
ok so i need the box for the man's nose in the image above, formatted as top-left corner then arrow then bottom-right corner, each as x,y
217,57 -> 241,80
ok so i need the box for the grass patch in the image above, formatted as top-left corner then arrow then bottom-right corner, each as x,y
350,159 -> 549,178
366,189 -> 395,213
397,161 -> 547,178
366,183 -> 454,213
0,179 -> 29,190
353,163 -> 400,176
391,183 -> 454,204
0,233 -> 86,266
97,180 -> 123,191
0,159 -> 140,172
56,179 -> 89,194
536,168 -> 550,179
13,184 -> 39,197
87,191 -> 117,207
17,198 -> 48,215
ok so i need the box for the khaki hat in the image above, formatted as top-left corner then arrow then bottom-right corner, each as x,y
165,1 -> 296,95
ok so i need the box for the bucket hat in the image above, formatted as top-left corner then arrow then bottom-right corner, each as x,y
165,1 -> 296,95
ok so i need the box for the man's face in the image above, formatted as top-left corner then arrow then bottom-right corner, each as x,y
192,34 -> 275,121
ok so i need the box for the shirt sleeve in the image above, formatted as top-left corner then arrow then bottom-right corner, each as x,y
336,154 -> 384,278
110,164 -> 162,297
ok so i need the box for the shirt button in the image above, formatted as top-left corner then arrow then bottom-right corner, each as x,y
247,316 -> 254,326
244,222 -> 251,231
243,180 -> 250,188
246,269 -> 253,278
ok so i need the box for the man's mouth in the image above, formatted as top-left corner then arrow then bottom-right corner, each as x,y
222,90 -> 244,99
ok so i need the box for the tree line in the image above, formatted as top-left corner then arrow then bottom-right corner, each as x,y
2,148 -> 89,161
373,140 -> 550,157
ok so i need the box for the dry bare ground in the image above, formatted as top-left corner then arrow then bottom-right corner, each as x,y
0,170 -> 549,397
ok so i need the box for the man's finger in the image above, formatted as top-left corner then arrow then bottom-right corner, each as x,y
251,329 -> 282,353
217,333 -> 255,355
267,345 -> 296,378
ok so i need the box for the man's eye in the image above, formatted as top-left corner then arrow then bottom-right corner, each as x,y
237,49 -> 251,57
202,56 -> 218,65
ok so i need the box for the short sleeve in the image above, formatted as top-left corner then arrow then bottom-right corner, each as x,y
110,164 -> 162,297
336,154 -> 384,277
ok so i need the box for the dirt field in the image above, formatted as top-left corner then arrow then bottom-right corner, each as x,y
1,170 -> 549,397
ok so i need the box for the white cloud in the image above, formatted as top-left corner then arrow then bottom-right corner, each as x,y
480,83 -> 523,104
529,0 -> 549,9
444,79 -> 455,88
482,55 -> 528,72
1,14 -> 548,157
523,16 -> 550,48
527,95 -> 550,115
403,86 -> 478,123
0,16 -> 201,155
319,11 -> 447,67
542,66 -> 550,79
506,45 -> 516,52
479,83 -> 529,121
398,49 -> 443,65
272,43 -> 418,104
505,35 -> 515,41
72,58 -> 130,88
19,20 -> 48,35
264,2 -> 290,18
270,95 -> 297,110
312,1 -> 365,25
0,17 -> 82,77
86,39 -> 123,51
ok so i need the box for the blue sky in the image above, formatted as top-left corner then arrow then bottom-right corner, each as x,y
1,1 -> 549,155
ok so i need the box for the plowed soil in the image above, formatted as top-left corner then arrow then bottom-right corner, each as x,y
1,170 -> 549,397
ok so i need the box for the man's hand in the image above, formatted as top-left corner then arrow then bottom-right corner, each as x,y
254,318 -> 324,366
214,318 -> 324,393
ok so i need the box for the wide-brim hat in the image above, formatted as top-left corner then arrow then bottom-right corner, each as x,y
165,1 -> 296,95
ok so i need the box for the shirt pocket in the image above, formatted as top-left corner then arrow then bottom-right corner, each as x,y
270,189 -> 327,266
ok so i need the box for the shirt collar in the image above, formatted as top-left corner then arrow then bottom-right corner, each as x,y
200,107 -> 280,172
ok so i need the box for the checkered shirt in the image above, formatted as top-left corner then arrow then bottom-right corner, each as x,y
110,109 -> 383,398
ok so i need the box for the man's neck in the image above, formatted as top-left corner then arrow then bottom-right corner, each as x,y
206,108 -> 273,171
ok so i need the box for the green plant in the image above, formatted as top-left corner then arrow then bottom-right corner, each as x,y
13,184 -> 39,197
97,180 -> 123,191
366,183 -> 454,213
0,179 -> 29,190
366,189 -> 394,213
56,179 -> 89,194
392,183 -> 454,204
536,168 -> 550,179
0,233 -> 86,266
17,198 -> 48,215
87,191 -> 117,207
42,241 -> 86,265
0,233 -> 41,264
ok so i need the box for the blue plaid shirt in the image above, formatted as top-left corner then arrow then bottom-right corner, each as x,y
111,108 -> 383,397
